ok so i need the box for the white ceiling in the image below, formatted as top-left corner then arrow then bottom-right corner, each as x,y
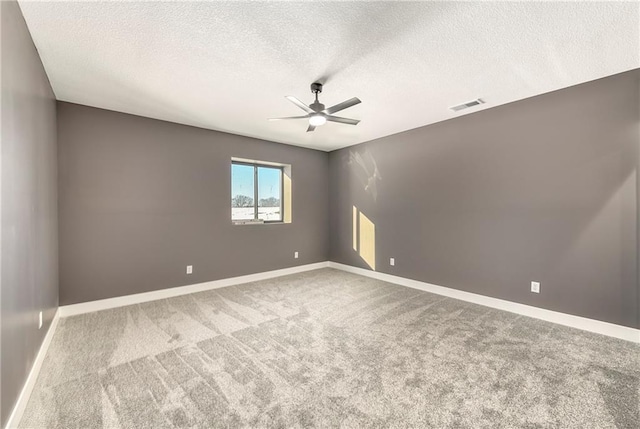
19,1 -> 639,151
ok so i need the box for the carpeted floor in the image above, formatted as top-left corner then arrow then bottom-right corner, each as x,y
19,268 -> 639,428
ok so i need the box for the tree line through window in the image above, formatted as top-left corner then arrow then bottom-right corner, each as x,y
231,162 -> 283,222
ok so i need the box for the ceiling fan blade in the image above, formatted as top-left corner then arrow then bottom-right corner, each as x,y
324,97 -> 361,115
268,116 -> 309,121
286,96 -> 314,113
326,116 -> 360,125
307,124 -> 316,132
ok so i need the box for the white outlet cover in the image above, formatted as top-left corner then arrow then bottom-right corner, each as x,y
186,265 -> 193,274
294,252 -> 299,259
531,281 -> 540,293
390,258 -> 395,266
39,311 -> 43,329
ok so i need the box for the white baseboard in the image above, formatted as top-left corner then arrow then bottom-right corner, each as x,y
59,262 -> 330,317
5,310 -> 60,429
54,259 -> 640,340
328,262 -> 640,344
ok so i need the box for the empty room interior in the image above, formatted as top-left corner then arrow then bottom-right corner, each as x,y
2,1 -> 640,428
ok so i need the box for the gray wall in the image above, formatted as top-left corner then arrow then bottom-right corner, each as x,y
57,102 -> 329,305
329,69 -> 640,329
1,1 -> 59,426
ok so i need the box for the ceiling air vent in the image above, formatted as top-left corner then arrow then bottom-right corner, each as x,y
449,98 -> 485,112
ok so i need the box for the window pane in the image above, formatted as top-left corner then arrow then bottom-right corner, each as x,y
231,164 -> 255,220
257,166 -> 282,221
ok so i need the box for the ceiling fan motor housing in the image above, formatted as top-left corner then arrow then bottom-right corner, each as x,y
310,102 -> 325,112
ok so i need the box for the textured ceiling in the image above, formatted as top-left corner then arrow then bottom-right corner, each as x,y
19,1 -> 639,151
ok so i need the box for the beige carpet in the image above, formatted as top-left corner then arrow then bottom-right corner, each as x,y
19,268 -> 639,428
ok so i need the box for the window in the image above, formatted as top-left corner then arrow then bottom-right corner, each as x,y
232,161 -> 283,223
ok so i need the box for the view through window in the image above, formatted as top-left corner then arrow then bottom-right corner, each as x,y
232,162 -> 283,222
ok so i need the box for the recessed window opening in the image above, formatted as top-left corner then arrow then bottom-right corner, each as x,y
232,159 -> 291,224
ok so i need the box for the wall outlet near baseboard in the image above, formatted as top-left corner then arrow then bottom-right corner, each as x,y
294,251 -> 299,259
390,258 -> 395,266
531,281 -> 540,293
39,311 -> 43,329
186,265 -> 193,274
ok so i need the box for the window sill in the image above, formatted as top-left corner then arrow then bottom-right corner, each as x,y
232,221 -> 288,226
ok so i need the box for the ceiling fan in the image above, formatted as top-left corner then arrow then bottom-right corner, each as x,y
269,82 -> 361,132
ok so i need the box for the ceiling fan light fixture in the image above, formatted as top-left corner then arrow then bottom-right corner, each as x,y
309,114 -> 326,126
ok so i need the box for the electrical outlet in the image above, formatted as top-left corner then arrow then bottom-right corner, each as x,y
294,251 -> 299,259
39,311 -> 43,329
186,265 -> 193,274
390,258 -> 395,266
531,281 -> 540,294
